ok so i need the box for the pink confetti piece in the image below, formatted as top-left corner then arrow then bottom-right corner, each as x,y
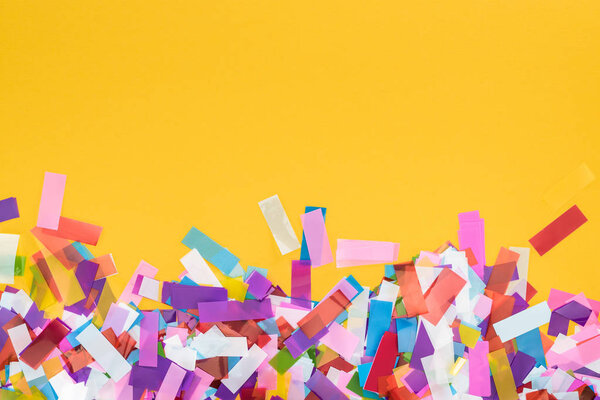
301,209 -> 333,267
37,172 -> 67,230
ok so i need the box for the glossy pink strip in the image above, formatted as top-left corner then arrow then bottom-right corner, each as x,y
300,209 -> 333,267
469,339 -> 491,396
139,311 -> 159,367
37,172 -> 67,230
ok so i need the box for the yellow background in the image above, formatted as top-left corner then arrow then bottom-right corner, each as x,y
1,1 -> 599,304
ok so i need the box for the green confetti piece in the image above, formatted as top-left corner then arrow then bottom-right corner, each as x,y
346,371 -> 364,397
269,347 -> 303,374
14,255 -> 26,277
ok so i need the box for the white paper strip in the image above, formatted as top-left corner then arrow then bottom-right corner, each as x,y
0,233 -> 19,284
258,195 -> 300,255
493,301 -> 551,343
221,344 -> 267,393
180,249 -> 222,287
376,280 -> 400,302
8,324 -> 31,354
164,336 -> 197,370
12,290 -> 34,317
191,327 -> 249,358
139,276 -> 160,301
76,323 -> 132,382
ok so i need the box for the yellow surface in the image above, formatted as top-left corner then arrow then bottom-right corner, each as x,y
1,1 -> 600,304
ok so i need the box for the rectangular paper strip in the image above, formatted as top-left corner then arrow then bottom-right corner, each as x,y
469,340 -> 491,396
488,349 -> 518,400
458,211 -> 486,279
20,319 -> 71,370
291,260 -> 311,308
0,233 -> 19,284
300,207 -> 326,261
76,323 -> 132,382
221,344 -> 268,393
118,260 -> 158,306
305,369 -> 348,400
493,301 -> 551,343
258,195 -> 301,255
319,322 -> 360,360
182,227 -> 240,276
157,362 -> 187,400
0,197 -> 19,223
529,205 -> 588,256
336,239 -> 399,267
40,216 -> 103,245
301,209 -> 333,267
37,172 -> 67,230
196,299 -> 274,322
543,163 -> 595,209
180,249 -> 222,287
139,311 -> 159,367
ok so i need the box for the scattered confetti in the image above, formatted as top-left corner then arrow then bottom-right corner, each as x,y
0,172 -> 598,400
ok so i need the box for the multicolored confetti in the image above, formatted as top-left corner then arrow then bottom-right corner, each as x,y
0,174 -> 598,400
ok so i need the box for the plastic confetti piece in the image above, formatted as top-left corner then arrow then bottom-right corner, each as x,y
422,267 -> 466,325
164,282 -> 227,309
291,260 -> 311,309
221,344 -> 268,393
0,233 -> 19,284
298,290 -> 350,339
139,311 -> 159,367
489,349 -> 518,400
543,163 -> 595,209
39,216 -> 102,246
196,299 -> 274,322
180,249 -> 222,287
157,361 -> 187,400
245,270 -> 272,300
365,299 -> 393,357
36,172 -> 67,230
305,369 -> 349,400
20,319 -> 70,370
301,209 -> 333,267
458,210 -> 486,279
396,317 -> 418,353
394,262 -> 428,317
493,301 -> 551,342
364,331 -> 398,392
459,322 -> 481,348
118,260 -> 158,306
529,205 -> 587,256
0,197 -> 19,223
320,322 -> 360,360
76,323 -> 132,381
336,239 -> 399,268
137,276 -> 160,301
469,339 -> 491,396
258,194 -> 301,255
182,227 -> 240,276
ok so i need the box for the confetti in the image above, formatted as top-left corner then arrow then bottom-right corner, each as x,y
529,205 -> 588,256
0,197 -> 19,223
0,174 -> 598,399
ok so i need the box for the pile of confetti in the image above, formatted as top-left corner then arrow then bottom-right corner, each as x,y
0,171 -> 598,400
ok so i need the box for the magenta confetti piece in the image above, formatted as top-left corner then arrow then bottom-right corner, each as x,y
291,259 -> 311,308
139,311 -> 159,367
196,299 -> 274,322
